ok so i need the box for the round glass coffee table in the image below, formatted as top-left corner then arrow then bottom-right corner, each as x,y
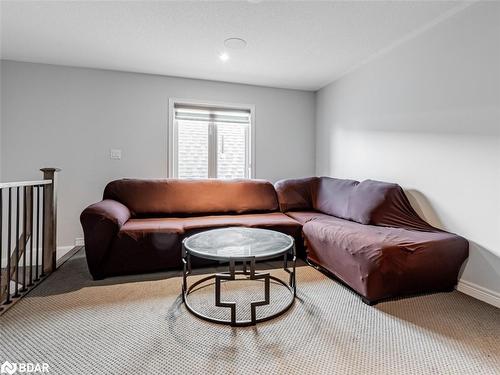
181,227 -> 296,326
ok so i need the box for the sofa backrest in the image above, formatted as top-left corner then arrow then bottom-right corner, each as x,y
275,177 -> 431,230
315,177 -> 359,219
341,179 -> 401,225
103,179 -> 279,216
274,177 -> 318,212
347,179 -> 431,230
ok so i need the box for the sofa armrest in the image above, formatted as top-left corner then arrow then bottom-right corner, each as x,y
80,199 -> 131,279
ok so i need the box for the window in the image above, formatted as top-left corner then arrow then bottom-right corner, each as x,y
169,100 -> 254,179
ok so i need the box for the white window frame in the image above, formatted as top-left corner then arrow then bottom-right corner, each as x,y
168,98 -> 256,179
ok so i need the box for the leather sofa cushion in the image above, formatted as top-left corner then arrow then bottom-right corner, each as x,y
104,178 -> 279,216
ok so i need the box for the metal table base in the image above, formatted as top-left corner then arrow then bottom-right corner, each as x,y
181,246 -> 296,327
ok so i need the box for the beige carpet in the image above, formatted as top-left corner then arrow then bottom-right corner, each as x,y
1,250 -> 499,375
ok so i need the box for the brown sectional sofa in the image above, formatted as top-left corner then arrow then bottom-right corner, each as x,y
81,177 -> 468,304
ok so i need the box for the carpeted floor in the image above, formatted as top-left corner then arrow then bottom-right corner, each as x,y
1,249 -> 499,375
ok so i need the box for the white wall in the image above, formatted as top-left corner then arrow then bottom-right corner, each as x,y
1,61 -> 316,247
316,1 -> 500,300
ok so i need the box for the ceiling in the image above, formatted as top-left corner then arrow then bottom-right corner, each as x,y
1,1 -> 470,91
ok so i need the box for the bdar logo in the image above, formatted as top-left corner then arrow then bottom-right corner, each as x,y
0,361 -> 17,375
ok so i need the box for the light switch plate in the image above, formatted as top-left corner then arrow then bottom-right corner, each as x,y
75,237 -> 85,246
110,149 -> 122,160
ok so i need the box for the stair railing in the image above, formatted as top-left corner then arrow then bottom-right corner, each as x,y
0,168 -> 60,314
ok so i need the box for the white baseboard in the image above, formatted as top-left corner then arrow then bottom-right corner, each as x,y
57,245 -> 75,260
456,280 -> 500,309
1,245 -> 78,265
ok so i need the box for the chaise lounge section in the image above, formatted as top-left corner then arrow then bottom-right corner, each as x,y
275,177 -> 469,304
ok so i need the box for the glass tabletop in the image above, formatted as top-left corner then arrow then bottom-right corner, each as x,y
183,227 -> 294,261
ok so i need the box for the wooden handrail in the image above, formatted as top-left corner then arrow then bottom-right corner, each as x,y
0,180 -> 52,189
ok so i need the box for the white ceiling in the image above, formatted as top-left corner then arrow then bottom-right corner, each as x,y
1,1 -> 470,91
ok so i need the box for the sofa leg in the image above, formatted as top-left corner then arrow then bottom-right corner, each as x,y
361,297 -> 376,306
305,258 -> 319,270
442,285 -> 456,293
91,273 -> 105,281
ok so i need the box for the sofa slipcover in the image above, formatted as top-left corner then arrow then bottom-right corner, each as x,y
81,176 -> 468,304
81,179 -> 302,279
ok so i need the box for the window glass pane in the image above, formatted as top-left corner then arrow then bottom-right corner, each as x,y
177,120 -> 209,179
217,122 -> 248,179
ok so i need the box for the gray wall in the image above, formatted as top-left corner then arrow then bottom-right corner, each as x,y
316,2 -> 500,297
0,61 -> 316,246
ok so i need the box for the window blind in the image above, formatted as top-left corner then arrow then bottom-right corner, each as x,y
174,105 -> 251,124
